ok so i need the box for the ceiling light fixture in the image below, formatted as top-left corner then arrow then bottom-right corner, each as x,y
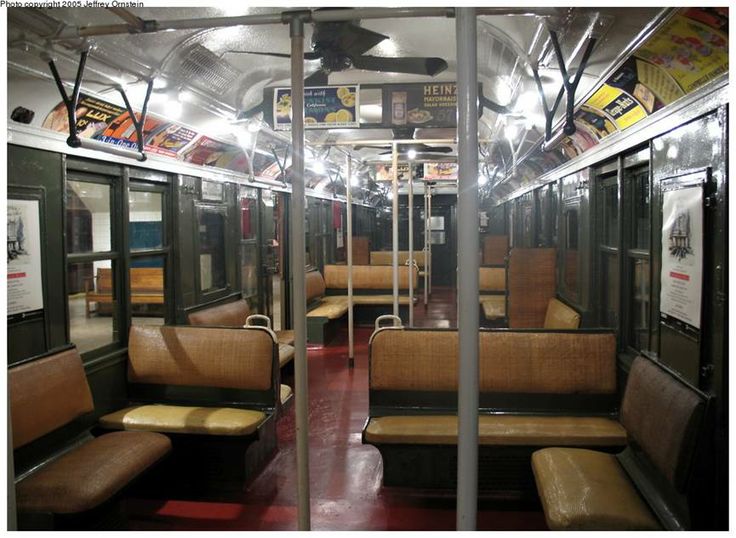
505,124 -> 519,141
312,161 -> 326,175
407,149 -> 417,160
234,130 -> 252,149
164,97 -> 183,120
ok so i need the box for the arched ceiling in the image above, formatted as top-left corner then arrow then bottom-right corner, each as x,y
7,6 -> 668,195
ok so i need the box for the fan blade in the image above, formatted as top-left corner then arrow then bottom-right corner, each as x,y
351,55 -> 448,76
238,102 -> 264,120
305,70 -> 329,86
417,145 -> 453,153
354,144 -> 390,151
224,50 -> 322,61
313,22 -> 388,56
335,24 -> 389,55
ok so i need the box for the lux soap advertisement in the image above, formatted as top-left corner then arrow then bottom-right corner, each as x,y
659,178 -> 704,329
274,85 -> 359,130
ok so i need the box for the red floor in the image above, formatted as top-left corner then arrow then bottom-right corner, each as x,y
127,287 -> 547,530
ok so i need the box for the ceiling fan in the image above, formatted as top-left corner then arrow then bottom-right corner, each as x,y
354,128 -> 454,155
225,18 -> 448,86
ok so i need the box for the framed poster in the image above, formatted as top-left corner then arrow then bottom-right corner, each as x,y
659,172 -> 705,329
274,85 -> 359,130
7,198 -> 44,316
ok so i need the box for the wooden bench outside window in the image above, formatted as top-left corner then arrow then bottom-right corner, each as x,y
85,267 -> 164,317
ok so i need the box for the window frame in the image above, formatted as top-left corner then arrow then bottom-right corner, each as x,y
64,170 -> 123,361
621,147 -> 652,354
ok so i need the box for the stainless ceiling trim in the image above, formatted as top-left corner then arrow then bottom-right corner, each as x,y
496,74 -> 729,203
52,7 -> 559,40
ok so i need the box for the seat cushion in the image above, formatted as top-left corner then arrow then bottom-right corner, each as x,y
280,384 -> 293,406
16,431 -> 170,514
187,300 -> 249,327
480,295 -> 506,320
279,344 -> 295,367
10,348 -> 94,449
99,405 -> 266,436
544,298 -> 581,329
276,329 -> 294,346
532,447 -> 661,530
364,415 -> 626,446
307,296 -> 349,319
351,295 -> 413,305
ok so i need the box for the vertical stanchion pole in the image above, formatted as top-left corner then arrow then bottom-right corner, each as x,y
424,185 -> 429,306
455,7 -> 480,531
428,185 -> 433,295
391,141 -> 399,317
408,168 -> 414,327
289,16 -> 311,532
346,155 -> 355,368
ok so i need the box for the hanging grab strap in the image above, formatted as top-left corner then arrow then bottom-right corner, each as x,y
530,28 -> 597,144
47,48 -> 153,162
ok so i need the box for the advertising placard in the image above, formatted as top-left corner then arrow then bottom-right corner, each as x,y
635,13 -> 728,94
97,111 -> 166,149
660,178 -> 704,329
146,124 -> 198,157
274,85 -> 359,130
180,136 -> 244,169
7,199 -> 44,316
375,162 -> 411,182
382,82 -> 458,128
585,84 -> 648,131
423,162 -> 458,180
42,93 -> 126,139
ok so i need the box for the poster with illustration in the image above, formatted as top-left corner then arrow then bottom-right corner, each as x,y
42,94 -> 126,139
274,85 -> 359,130
180,136 -> 244,168
7,199 -> 44,316
423,162 -> 458,180
375,162 -> 411,182
146,124 -> 198,157
97,111 -> 166,149
382,82 -> 459,128
634,13 -> 728,94
584,84 -> 648,131
660,178 -> 704,329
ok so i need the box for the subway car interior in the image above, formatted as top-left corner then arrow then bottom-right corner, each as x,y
4,5 -> 730,532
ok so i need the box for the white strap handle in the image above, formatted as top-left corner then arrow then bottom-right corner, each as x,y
374,314 -> 403,331
245,314 -> 272,329
244,314 -> 278,344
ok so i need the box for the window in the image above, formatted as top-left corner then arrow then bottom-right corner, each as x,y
198,206 -> 227,292
129,182 -> 168,326
623,154 -> 651,352
129,190 -> 163,250
596,170 -> 619,328
562,206 -> 579,302
66,176 -> 118,354
240,186 -> 259,305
